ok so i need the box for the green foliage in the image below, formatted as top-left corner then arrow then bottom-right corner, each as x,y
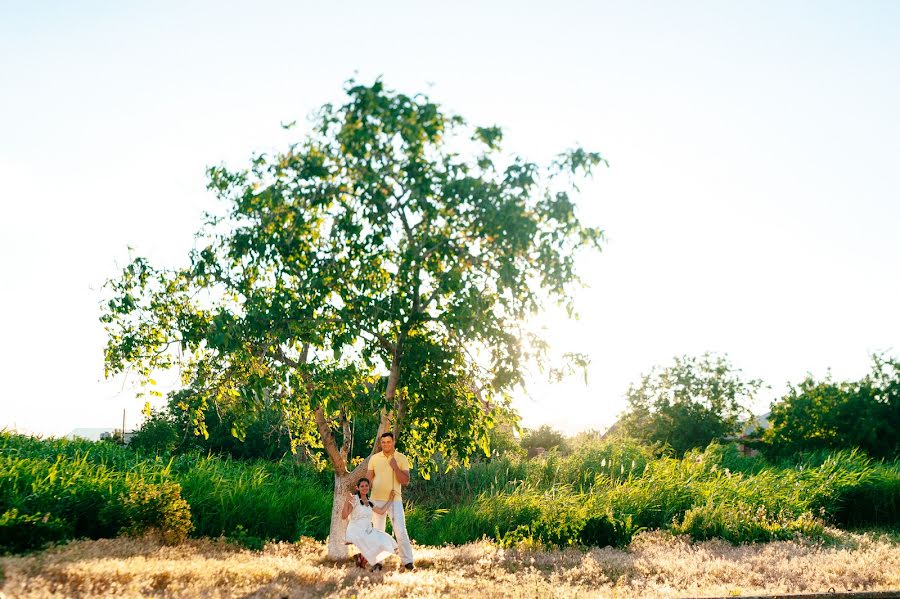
831,464 -> 900,527
3,432 -> 898,554
175,455 -> 330,542
407,441 -> 899,548
521,425 -> 569,456
129,404 -> 181,455
100,78 -> 606,485
0,449 -> 191,552
119,480 -> 192,545
224,524 -> 266,551
618,353 -> 764,456
761,354 -> 900,460
486,424 -> 526,460
0,508 -> 71,553
672,501 -> 825,544
0,431 -> 331,553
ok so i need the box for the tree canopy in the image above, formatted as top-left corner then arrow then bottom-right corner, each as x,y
617,353 -> 763,456
101,78 -> 606,483
761,354 -> 900,459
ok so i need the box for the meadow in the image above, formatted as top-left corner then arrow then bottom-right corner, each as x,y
1,431 -> 898,555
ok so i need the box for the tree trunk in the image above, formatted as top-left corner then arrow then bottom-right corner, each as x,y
324,338 -> 403,561
325,457 -> 375,560
326,472 -> 355,560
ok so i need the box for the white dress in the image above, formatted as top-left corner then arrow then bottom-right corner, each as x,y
346,499 -> 398,565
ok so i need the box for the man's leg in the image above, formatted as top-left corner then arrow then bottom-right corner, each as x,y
371,501 -> 387,532
386,501 -> 414,566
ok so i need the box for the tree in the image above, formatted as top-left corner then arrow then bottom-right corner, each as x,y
761,354 -> 900,459
129,403 -> 181,455
100,79 -> 605,558
618,353 -> 763,456
521,424 -> 569,456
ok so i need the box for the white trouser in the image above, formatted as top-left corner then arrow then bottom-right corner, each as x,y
371,500 -> 414,565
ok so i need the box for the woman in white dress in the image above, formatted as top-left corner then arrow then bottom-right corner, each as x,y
341,477 -> 398,571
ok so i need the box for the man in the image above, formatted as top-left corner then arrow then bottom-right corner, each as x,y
367,431 -> 414,569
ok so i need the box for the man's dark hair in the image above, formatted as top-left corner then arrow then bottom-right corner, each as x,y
380,432 -> 395,440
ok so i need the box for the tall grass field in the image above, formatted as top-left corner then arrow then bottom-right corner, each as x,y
1,431 -> 897,554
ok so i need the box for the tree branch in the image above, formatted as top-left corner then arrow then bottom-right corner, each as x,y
360,327 -> 396,354
371,409 -> 393,458
339,408 -> 351,463
299,343 -> 310,364
314,404 -> 347,475
268,346 -> 307,369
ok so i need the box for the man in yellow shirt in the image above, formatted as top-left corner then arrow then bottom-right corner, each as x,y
367,431 -> 414,569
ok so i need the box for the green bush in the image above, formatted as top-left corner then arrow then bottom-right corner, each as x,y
0,450 -> 195,552
521,425 -> 569,456
119,480 -> 193,544
0,508 -> 71,553
831,464 -> 900,527
128,410 -> 181,454
224,524 -> 267,551
673,501 -> 825,543
579,511 -> 640,547
761,354 -> 900,460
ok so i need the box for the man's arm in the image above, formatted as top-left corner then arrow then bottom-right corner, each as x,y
367,468 -> 375,486
389,456 -> 410,486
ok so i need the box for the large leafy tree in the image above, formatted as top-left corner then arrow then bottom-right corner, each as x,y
618,353 -> 763,456
101,79 -> 605,557
761,354 -> 900,459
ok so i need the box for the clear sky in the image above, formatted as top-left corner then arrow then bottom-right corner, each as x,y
2,1 -> 899,437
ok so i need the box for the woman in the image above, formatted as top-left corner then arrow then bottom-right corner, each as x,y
341,477 -> 398,571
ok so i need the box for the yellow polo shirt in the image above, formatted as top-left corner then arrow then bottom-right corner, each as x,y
368,451 -> 410,501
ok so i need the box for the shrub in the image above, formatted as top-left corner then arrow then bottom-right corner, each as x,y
831,464 -> 900,527
119,480 -> 193,545
761,354 -> 900,460
618,353 -> 763,456
0,508 -> 71,553
673,501 -> 826,544
521,425 -> 569,456
129,409 -> 181,454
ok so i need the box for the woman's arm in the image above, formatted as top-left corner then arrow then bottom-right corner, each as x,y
372,490 -> 397,515
340,493 -> 355,520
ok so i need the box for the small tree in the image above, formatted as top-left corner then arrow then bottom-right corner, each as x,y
618,353 -> 763,456
762,353 -> 900,459
129,403 -> 181,455
521,424 -> 569,456
101,79 -> 605,558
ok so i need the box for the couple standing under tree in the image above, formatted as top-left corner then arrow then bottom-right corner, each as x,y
340,432 -> 415,571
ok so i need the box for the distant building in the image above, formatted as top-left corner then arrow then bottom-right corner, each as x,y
725,412 -> 771,457
67,428 -> 114,441
67,428 -> 135,444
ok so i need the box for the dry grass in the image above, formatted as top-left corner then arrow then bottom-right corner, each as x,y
2,529 -> 899,598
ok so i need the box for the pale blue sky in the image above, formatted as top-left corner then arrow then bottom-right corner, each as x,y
2,1 -> 899,436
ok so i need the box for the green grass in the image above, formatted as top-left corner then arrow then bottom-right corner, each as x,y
0,431 -> 331,553
2,431 -> 897,553
405,441 -> 899,547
